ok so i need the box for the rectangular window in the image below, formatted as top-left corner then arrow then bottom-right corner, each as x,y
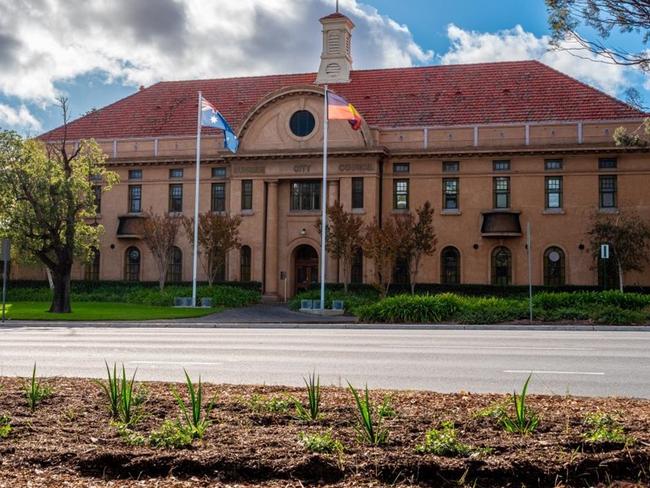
443,161 -> 459,173
169,168 -> 184,178
128,185 -> 142,213
545,176 -> 563,209
599,175 -> 617,208
393,179 -> 409,209
169,184 -> 183,213
212,167 -> 227,178
92,185 -> 102,214
545,159 -> 563,171
493,177 -> 510,209
211,183 -> 226,212
493,160 -> 511,172
351,177 -> 364,209
393,163 -> 410,173
443,178 -> 459,210
599,158 -> 617,170
128,169 -> 142,180
241,180 -> 253,210
290,181 -> 321,211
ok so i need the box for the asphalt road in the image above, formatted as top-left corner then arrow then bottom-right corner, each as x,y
0,326 -> 648,398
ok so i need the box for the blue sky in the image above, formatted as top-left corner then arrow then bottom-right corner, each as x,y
0,0 -> 646,134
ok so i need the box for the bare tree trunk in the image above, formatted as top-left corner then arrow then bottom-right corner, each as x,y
49,267 -> 72,313
342,258 -> 350,294
617,261 -> 624,292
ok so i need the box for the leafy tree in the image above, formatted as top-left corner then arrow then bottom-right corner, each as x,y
395,201 -> 437,294
0,99 -> 118,313
183,213 -> 241,286
316,201 -> 364,293
546,0 -> 650,70
363,218 -> 402,297
588,211 -> 650,291
142,210 -> 181,291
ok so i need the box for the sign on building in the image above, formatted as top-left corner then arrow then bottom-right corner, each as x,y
600,244 -> 610,260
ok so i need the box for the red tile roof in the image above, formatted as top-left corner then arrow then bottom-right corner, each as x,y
41,60 -> 645,141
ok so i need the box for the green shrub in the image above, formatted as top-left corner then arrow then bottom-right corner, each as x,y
456,296 -> 528,324
582,412 -> 634,445
589,306 -> 648,325
298,430 -> 343,454
148,420 -> 194,449
171,371 -> 215,440
500,375 -> 539,435
415,421 -> 472,456
356,293 -> 462,323
294,372 -> 321,422
533,291 -> 650,311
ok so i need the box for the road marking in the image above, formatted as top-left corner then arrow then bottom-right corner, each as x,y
504,370 -> 604,376
128,361 -> 222,366
392,345 -> 595,351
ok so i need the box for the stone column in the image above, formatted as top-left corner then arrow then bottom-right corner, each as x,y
265,180 -> 279,296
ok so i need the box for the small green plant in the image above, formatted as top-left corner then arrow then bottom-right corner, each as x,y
347,382 -> 389,446
171,370 -> 215,440
294,372 -> 321,422
473,399 -> 509,420
115,422 -> 146,446
298,430 -> 343,455
0,414 -> 12,438
24,364 -> 52,412
249,393 -> 293,414
415,421 -> 472,456
500,375 -> 539,435
148,420 -> 194,449
378,395 -> 397,419
582,412 -> 634,445
96,362 -> 146,426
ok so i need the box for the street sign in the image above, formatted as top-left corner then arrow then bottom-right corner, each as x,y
600,244 -> 610,260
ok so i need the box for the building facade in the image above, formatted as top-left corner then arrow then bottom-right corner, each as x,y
19,10 -> 650,297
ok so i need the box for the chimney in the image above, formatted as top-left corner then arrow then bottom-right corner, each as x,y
315,9 -> 354,84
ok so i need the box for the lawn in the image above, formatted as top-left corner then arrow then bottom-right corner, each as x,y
2,302 -> 220,321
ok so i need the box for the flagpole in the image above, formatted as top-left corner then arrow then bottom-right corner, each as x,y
320,86 -> 329,312
191,91 -> 202,308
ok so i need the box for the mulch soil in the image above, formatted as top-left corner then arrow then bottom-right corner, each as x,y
0,377 -> 649,487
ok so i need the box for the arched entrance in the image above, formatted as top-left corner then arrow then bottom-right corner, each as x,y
293,244 -> 319,294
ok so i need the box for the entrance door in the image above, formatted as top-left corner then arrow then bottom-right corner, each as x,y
294,245 -> 319,294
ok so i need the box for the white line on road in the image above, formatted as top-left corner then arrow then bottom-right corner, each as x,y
504,370 -> 605,376
128,361 -> 223,366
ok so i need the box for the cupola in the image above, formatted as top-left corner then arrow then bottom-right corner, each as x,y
315,4 -> 354,84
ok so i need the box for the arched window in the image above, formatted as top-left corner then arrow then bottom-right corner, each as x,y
240,246 -> 251,282
491,246 -> 512,286
85,250 -> 100,281
440,247 -> 460,284
124,247 -> 141,282
167,246 -> 182,283
351,248 -> 363,284
544,247 -> 565,286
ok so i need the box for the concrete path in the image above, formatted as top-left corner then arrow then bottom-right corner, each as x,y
1,326 -> 648,398
195,303 -> 356,323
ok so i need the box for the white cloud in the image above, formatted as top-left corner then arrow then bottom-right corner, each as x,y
0,0 -> 433,105
0,104 -> 41,131
441,24 -> 631,96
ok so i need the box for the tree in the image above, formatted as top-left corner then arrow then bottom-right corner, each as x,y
142,210 -> 181,291
183,213 -> 242,286
588,210 -> 650,291
0,99 -> 118,313
395,201 -> 437,294
316,201 -> 364,293
362,217 -> 402,297
546,0 -> 650,70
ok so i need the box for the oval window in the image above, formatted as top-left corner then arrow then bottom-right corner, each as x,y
289,110 -> 316,138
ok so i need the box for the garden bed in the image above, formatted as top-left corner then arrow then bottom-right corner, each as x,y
0,377 -> 649,487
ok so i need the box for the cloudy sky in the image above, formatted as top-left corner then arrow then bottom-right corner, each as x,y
0,0 -> 647,134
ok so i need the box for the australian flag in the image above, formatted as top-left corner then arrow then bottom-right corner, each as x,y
201,96 -> 239,153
